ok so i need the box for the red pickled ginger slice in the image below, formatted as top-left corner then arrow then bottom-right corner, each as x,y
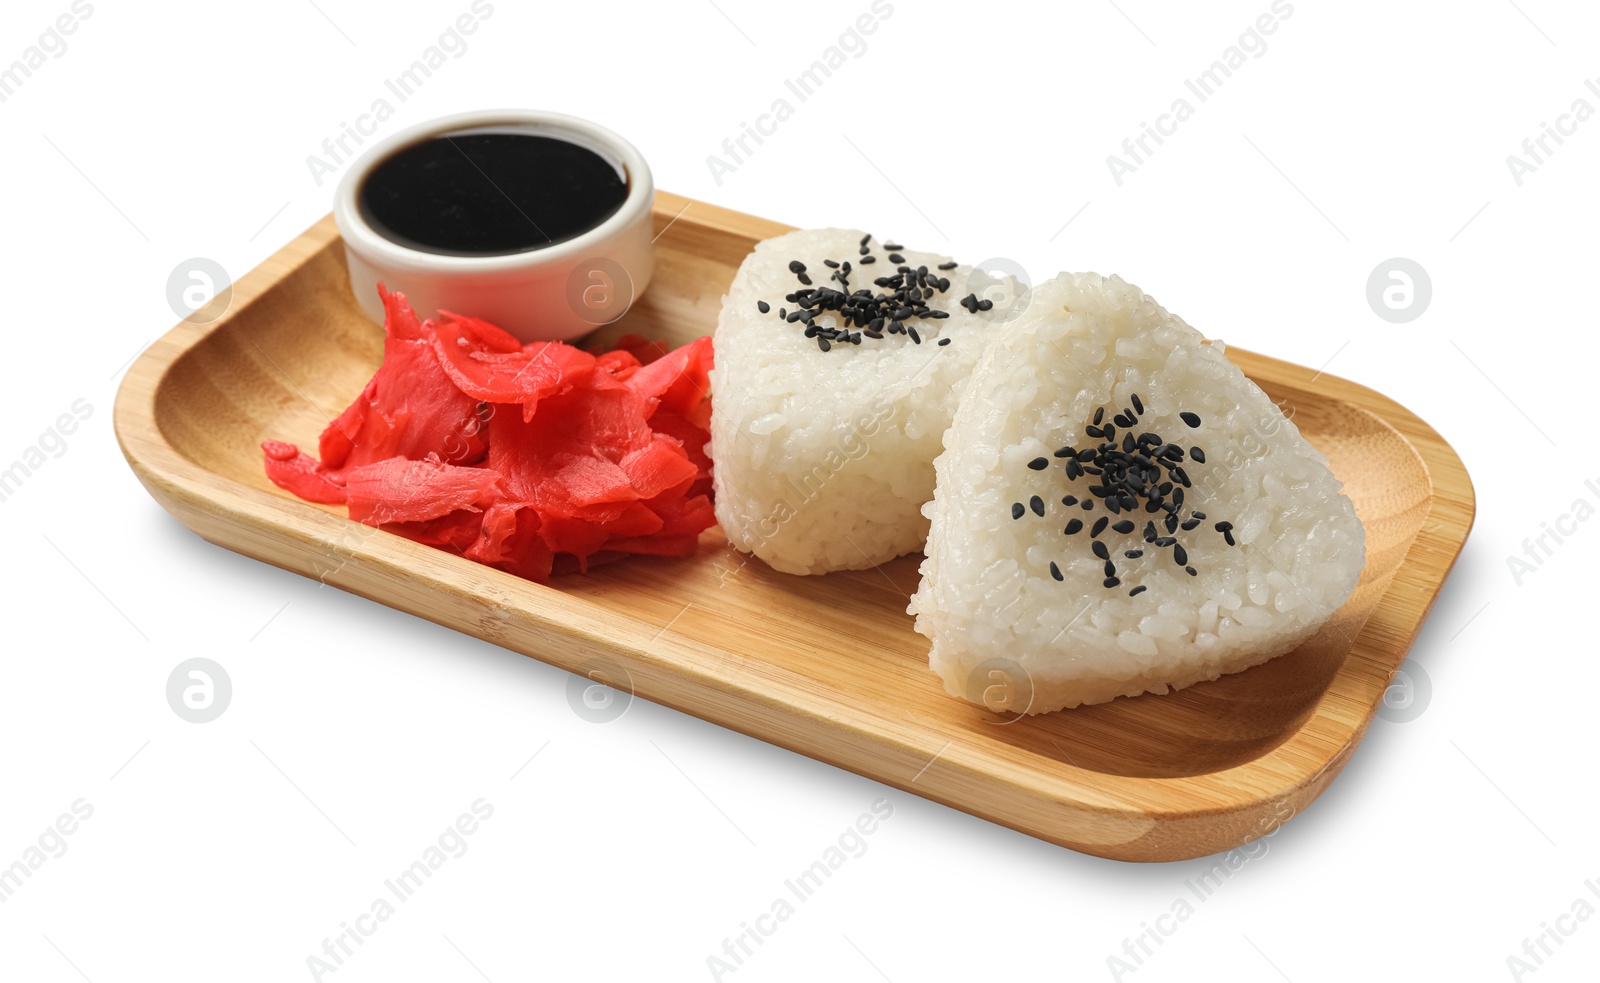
262,440 -> 347,504
318,288 -> 485,473
430,311 -> 596,416
344,456 -> 502,525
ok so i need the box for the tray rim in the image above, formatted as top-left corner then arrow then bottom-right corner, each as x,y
113,191 -> 1476,859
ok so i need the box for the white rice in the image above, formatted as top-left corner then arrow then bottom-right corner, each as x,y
909,272 -> 1366,712
709,229 -> 1018,575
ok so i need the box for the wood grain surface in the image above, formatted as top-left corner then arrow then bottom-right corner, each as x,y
113,191 -> 1475,862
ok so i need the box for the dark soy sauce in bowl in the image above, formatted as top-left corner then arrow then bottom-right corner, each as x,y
358,132 -> 629,257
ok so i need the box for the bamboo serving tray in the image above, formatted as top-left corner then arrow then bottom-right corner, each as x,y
115,192 -> 1474,862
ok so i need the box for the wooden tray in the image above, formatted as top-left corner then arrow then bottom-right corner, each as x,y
114,192 -> 1474,862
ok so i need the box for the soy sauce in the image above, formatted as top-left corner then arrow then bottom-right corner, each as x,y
358,132 -> 628,257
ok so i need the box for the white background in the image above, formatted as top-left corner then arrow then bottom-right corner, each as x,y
1,0 -> 1596,980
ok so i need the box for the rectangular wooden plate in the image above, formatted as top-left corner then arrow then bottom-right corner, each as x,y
114,192 -> 1474,862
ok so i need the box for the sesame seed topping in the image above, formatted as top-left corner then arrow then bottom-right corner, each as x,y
757,300 -> 770,314
1049,562 -> 1063,582
1025,393 -> 1233,589
1012,502 -> 1025,520
1029,495 -> 1045,516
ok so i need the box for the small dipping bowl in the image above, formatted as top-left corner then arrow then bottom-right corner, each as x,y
334,109 -> 654,343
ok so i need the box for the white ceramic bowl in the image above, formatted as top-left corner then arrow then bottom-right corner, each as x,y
333,109 -> 654,343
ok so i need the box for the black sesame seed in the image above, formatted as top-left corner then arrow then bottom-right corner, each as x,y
1190,447 -> 1206,463
884,243 -> 904,251
797,272 -> 813,286
1112,520 -> 1135,534
1130,393 -> 1144,415
1104,560 -> 1116,577
1223,531 -> 1236,547
1174,544 -> 1188,566
757,300 -> 771,314
1185,566 -> 1197,576
1093,407 -> 1105,425
1129,585 -> 1148,597
1181,518 -> 1201,531
1012,502 -> 1025,520
1155,536 -> 1176,548
938,337 -> 951,346
1104,576 -> 1121,588
818,337 -> 831,352
778,308 -> 787,319
861,255 -> 876,264
1050,562 -> 1063,582
888,253 -> 906,264
938,261 -> 958,270
1092,541 -> 1109,560
1062,495 -> 1077,506
1030,495 -> 1045,517
1091,517 -> 1109,537
860,233 -> 872,246
1180,411 -> 1202,428
823,258 -> 840,269
788,260 -> 806,274
1028,457 -> 1049,471
1065,518 -> 1083,535
1081,499 -> 1094,511
1124,549 -> 1144,559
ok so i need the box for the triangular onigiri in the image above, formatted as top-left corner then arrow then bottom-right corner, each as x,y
710,229 -> 1023,574
909,273 -> 1365,712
